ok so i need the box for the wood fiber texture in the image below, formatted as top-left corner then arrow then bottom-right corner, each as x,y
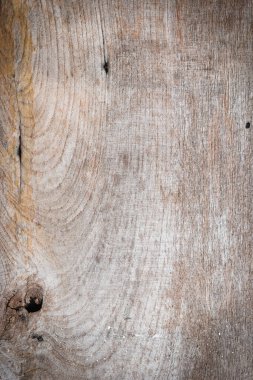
0,0 -> 253,379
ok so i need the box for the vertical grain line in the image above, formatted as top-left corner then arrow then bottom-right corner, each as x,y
98,2 -> 108,74
13,77 -> 22,195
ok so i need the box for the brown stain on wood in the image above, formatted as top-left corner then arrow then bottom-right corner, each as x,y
0,0 -> 40,346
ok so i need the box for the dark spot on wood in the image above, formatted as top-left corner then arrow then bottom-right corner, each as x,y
17,134 -> 22,160
32,333 -> 44,342
103,60 -> 109,74
245,122 -> 250,129
25,286 -> 43,313
25,296 -> 43,313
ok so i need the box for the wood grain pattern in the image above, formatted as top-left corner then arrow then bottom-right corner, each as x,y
0,1 -> 253,379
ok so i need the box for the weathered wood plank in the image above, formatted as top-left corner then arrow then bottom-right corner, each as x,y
0,1 -> 253,379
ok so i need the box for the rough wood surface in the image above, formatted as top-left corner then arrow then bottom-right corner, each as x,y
0,1 -> 253,379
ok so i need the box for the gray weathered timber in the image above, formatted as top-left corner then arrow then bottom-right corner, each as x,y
0,1 -> 253,379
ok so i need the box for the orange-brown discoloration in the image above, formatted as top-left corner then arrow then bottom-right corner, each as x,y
10,2 -> 35,264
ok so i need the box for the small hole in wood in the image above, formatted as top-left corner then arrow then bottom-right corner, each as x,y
17,144 -> 21,159
103,60 -> 109,74
32,334 -> 44,342
25,296 -> 43,313
17,134 -> 22,159
246,122 -> 250,129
